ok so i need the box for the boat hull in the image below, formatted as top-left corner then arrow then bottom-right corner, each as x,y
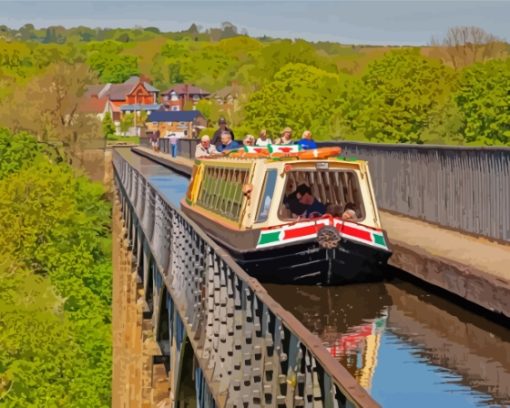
231,239 -> 391,285
181,201 -> 391,285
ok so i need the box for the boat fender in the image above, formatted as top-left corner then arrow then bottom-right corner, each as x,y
317,226 -> 341,249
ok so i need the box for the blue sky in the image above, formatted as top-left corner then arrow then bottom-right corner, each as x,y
0,1 -> 509,45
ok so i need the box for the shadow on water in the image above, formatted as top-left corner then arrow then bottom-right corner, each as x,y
265,281 -> 510,407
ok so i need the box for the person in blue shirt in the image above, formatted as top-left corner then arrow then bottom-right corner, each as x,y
217,131 -> 241,153
296,130 -> 317,150
295,184 -> 326,218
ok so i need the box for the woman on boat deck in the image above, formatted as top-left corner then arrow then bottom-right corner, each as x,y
274,127 -> 293,145
243,134 -> 255,146
256,129 -> 272,146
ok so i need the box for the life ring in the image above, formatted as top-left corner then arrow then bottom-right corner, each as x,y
297,147 -> 342,160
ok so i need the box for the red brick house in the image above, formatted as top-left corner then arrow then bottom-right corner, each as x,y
83,76 -> 159,122
161,84 -> 210,111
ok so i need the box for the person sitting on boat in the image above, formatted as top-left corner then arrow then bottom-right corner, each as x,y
256,129 -> 272,146
243,134 -> 255,146
296,130 -> 317,150
274,127 -> 293,145
217,131 -> 241,153
342,202 -> 359,221
295,184 -> 327,218
195,135 -> 218,158
326,203 -> 343,217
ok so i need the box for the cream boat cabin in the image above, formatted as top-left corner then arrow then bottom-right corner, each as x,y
181,148 -> 392,285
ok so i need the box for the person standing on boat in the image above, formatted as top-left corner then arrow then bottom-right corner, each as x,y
217,131 -> 241,153
212,117 -> 235,147
296,130 -> 317,150
274,127 -> 293,145
195,135 -> 218,158
256,129 -> 272,146
295,184 -> 326,218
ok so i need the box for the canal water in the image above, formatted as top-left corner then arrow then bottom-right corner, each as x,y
120,148 -> 510,407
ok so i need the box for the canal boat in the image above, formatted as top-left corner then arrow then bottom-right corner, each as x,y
181,145 -> 392,285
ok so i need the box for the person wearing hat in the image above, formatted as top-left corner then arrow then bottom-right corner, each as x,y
275,127 -> 293,145
212,117 -> 235,147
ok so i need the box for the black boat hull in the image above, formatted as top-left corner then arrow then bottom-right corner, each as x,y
230,239 -> 391,285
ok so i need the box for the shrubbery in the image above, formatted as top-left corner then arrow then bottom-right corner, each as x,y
0,130 -> 111,407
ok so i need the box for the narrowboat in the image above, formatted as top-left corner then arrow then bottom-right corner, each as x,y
181,145 -> 392,285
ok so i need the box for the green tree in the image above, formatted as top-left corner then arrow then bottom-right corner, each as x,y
120,112 -> 134,136
0,131 -> 112,406
102,112 -> 116,139
454,58 -> 510,145
333,49 -> 456,143
243,63 -> 342,139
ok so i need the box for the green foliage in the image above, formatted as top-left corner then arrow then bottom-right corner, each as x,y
102,112 -> 116,139
454,58 -> 510,145
243,63 -> 342,139
0,131 -> 111,406
0,129 -> 42,178
333,50 -> 456,143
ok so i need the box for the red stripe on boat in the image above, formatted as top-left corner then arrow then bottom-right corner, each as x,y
283,225 -> 318,240
341,224 -> 371,242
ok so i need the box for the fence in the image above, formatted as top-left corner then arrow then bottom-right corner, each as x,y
140,137 -> 510,242
141,137 -> 200,159
113,148 -> 379,407
324,142 -> 510,242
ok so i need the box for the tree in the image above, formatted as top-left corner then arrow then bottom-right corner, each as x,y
0,62 -> 101,160
454,58 -> 510,145
0,131 -> 112,406
333,50 -> 456,143
102,112 -> 116,139
243,63 -> 342,139
120,112 -> 134,136
430,26 -> 508,69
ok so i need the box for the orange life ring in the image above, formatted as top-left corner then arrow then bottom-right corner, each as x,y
297,147 -> 342,160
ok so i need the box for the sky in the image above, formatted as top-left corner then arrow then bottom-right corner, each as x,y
0,1 -> 509,46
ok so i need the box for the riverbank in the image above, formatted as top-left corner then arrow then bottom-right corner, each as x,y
132,146 -> 510,318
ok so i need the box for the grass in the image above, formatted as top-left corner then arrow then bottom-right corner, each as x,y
106,135 -> 140,144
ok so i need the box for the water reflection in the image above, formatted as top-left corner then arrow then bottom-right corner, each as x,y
265,282 -> 510,407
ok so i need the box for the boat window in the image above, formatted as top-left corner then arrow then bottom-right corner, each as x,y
196,166 -> 249,221
256,170 -> 278,223
278,170 -> 365,221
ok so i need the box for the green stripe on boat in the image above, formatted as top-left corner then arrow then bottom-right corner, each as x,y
258,231 -> 281,245
373,233 -> 386,247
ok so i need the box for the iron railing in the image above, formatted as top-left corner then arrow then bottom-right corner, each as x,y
324,142 -> 510,242
113,148 -> 379,408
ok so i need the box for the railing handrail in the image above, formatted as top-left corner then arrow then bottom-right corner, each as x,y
113,147 -> 380,408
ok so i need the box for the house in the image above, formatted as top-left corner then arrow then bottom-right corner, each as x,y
82,76 -> 159,122
161,84 -> 210,111
211,83 -> 241,112
77,90 -> 122,123
146,110 -> 207,138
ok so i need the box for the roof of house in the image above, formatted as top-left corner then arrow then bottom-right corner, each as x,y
84,76 -> 159,102
120,104 -> 162,111
147,110 -> 204,122
124,76 -> 159,93
212,85 -> 240,99
77,96 -> 109,114
162,84 -> 210,96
